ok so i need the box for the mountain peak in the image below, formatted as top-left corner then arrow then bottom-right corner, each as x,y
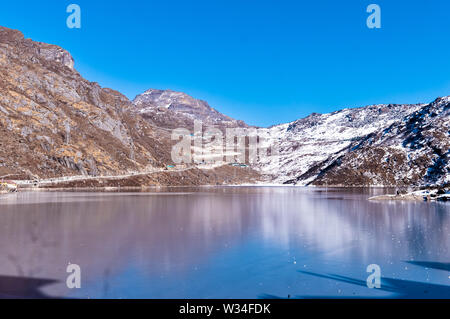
434,95 -> 450,104
133,88 -> 247,129
134,89 -> 202,110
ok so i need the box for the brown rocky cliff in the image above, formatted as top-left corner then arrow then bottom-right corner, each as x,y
0,26 -> 172,180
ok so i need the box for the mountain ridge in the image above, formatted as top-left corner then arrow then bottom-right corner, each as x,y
0,25 -> 448,188
0,25 -> 260,186
267,96 -> 449,187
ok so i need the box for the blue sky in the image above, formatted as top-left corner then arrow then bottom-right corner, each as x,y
1,0 -> 449,126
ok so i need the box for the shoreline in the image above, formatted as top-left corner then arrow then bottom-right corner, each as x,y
16,183 -> 412,191
5,175 -> 449,199
3,185 -> 448,204
8,184 -> 426,192
369,189 -> 449,202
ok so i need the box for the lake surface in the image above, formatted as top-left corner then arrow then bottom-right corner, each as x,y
0,187 -> 449,299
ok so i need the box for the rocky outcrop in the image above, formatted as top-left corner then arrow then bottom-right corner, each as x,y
369,187 -> 450,202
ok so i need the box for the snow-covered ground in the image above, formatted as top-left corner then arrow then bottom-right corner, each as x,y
369,188 -> 450,202
255,102 -> 425,184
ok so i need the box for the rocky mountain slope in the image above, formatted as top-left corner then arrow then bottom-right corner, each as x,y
0,26 -> 173,180
0,26 -> 258,185
304,96 -> 450,187
258,97 -> 449,187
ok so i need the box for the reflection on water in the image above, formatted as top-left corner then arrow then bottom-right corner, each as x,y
0,187 -> 448,299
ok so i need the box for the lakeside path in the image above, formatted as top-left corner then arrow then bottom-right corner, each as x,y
9,162 -> 257,189
11,167 -> 194,188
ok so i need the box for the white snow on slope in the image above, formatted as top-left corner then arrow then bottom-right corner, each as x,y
256,103 -> 425,184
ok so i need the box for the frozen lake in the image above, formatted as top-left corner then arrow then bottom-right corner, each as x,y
0,187 -> 449,299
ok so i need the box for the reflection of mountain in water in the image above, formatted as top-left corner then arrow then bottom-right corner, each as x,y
0,188 -> 448,298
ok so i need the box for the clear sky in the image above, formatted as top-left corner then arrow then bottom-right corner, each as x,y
1,0 -> 449,127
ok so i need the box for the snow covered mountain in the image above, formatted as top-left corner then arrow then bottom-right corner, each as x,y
1,25 -> 447,188
257,97 -> 449,187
